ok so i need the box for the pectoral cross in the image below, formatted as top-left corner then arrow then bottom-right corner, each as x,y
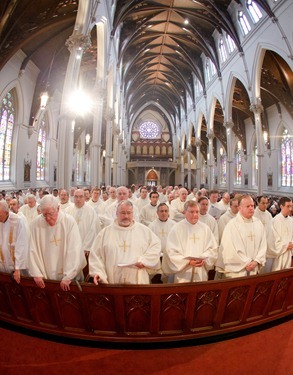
50,235 -> 61,246
119,241 -> 130,252
189,234 -> 200,243
159,228 -> 167,238
247,232 -> 255,241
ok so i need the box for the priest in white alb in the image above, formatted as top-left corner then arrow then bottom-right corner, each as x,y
267,197 -> 293,271
29,195 -> 86,291
218,195 -> 267,278
0,201 -> 29,283
89,200 -> 161,284
164,200 -> 218,283
65,189 -> 99,255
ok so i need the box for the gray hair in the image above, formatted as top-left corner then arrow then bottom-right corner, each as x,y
0,200 -> 9,213
39,195 -> 59,211
116,199 -> 133,213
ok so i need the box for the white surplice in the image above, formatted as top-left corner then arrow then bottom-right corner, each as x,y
164,219 -> 218,283
0,212 -> 28,273
29,211 -> 86,281
65,203 -> 99,252
267,213 -> 293,271
218,213 -> 267,277
89,220 -> 161,284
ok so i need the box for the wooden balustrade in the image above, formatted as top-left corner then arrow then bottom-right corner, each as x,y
0,269 -> 292,343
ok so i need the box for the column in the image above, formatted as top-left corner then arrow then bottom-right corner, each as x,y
224,121 -> 234,194
196,139 -> 202,190
250,100 -> 265,195
112,124 -> 119,186
186,145 -> 192,189
105,108 -> 115,186
207,131 -> 215,191
180,149 -> 185,186
91,85 -> 105,187
57,0 -> 91,190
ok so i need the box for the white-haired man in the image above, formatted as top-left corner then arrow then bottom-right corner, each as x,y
29,195 -> 86,291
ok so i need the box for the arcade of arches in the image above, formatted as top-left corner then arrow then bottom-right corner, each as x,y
0,0 -> 292,196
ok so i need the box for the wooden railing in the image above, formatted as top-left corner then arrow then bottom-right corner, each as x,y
0,269 -> 292,343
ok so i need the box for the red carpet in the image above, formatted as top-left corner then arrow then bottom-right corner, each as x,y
0,319 -> 292,375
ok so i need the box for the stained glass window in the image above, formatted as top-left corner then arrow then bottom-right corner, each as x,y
0,90 -> 15,181
281,128 -> 293,187
139,121 -> 160,139
36,117 -> 47,180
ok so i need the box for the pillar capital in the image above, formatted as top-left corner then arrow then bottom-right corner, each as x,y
65,33 -> 91,52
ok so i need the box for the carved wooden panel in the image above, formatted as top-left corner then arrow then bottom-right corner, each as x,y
160,293 -> 187,333
27,287 -> 58,327
55,292 -> 86,331
221,285 -> 249,326
88,294 -> 116,334
192,290 -> 221,331
124,295 -> 151,333
269,277 -> 291,315
247,281 -> 274,321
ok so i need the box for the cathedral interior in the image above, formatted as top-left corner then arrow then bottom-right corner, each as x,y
0,0 -> 292,195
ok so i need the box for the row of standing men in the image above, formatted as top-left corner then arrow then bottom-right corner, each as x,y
0,186 -> 292,289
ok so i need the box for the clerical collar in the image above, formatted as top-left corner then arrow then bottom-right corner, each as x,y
240,213 -> 253,222
159,219 -> 168,222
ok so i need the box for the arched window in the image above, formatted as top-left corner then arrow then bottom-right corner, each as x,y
281,128 -> 293,187
246,0 -> 262,23
226,34 -> 236,54
238,11 -> 251,35
36,116 -> 47,181
219,38 -> 228,63
235,141 -> 242,185
139,121 -> 161,139
0,90 -> 15,181
219,147 -> 227,184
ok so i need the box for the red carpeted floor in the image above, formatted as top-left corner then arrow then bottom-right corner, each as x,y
0,319 -> 292,375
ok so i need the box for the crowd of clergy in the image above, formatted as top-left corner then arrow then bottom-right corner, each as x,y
0,183 -> 292,289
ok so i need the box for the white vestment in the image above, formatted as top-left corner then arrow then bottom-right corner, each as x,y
19,204 -> 39,224
164,219 -> 218,283
135,197 -> 150,212
139,203 -> 158,226
215,200 -> 229,212
170,198 -> 186,222
89,221 -> 161,284
218,213 -> 267,277
267,213 -> 293,271
199,213 -> 219,244
218,208 -> 236,242
65,204 -> 99,252
254,207 -> 273,272
0,212 -> 28,273
28,211 -> 86,280
59,201 -> 73,210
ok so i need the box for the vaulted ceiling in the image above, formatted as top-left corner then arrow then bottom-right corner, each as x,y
0,0 -> 292,144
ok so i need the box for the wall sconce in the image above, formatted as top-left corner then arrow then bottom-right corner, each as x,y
219,147 -> 223,156
102,150 -> 106,158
